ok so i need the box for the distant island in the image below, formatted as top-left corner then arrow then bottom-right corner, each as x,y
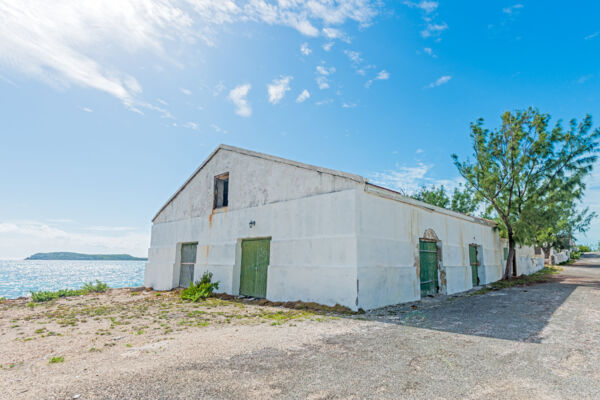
25,252 -> 147,261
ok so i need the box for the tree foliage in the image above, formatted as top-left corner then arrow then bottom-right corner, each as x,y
412,184 -> 480,215
452,108 -> 599,279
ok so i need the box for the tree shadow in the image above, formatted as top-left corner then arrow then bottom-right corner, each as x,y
360,271 -> 600,343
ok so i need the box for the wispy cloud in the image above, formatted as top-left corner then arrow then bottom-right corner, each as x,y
371,163 -> 464,194
423,47 -> 437,58
322,41 -> 334,51
421,23 -> 448,38
428,75 -> 451,87
344,50 -> 363,64
315,64 -> 335,89
403,1 -> 438,13
82,107 -> 93,113
300,42 -> 312,55
502,4 -> 524,15
0,0 -> 379,111
585,32 -> 599,40
267,75 -> 292,104
365,69 -> 390,87
180,88 -> 192,96
228,84 -> 252,117
296,89 -> 311,103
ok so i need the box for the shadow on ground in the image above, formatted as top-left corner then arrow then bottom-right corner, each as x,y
361,261 -> 600,343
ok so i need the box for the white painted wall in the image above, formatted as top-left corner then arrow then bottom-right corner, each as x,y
146,146 -> 551,311
354,188 -> 502,310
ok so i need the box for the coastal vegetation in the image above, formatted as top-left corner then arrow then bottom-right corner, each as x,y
180,271 -> 219,302
30,280 -> 109,303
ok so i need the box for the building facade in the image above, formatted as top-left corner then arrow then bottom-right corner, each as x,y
144,145 -> 544,311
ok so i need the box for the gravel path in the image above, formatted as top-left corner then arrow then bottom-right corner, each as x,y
3,255 -> 600,399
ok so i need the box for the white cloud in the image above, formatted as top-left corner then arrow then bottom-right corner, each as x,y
300,42 -> 311,55
267,75 -> 292,104
585,32 -> 599,40
0,220 -> 149,259
183,121 -> 199,130
365,69 -> 390,87
376,70 -> 390,80
228,83 -> 252,117
322,41 -> 334,51
180,88 -> 192,95
315,64 -> 335,89
82,107 -> 93,113
428,75 -> 451,87
315,98 -> 333,106
344,50 -> 362,64
296,89 -> 311,103
502,4 -> 524,14
423,47 -> 437,58
210,123 -> 228,134
403,1 -> 439,13
421,22 -> 448,38
0,0 -> 379,111
371,163 -> 464,195
342,102 -> 356,108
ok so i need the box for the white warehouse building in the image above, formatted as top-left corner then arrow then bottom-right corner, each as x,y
144,145 -> 544,311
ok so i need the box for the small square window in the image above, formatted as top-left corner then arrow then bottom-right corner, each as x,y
213,173 -> 229,209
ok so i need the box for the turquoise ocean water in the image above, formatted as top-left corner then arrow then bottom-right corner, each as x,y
0,260 -> 145,299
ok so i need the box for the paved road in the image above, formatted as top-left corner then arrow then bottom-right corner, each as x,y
64,255 -> 600,399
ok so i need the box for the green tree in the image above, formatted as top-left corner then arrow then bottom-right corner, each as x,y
453,108 -> 599,279
413,184 -> 479,214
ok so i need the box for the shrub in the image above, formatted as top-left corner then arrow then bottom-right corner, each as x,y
30,281 -> 110,302
82,280 -> 109,293
570,250 -> 581,260
578,245 -> 592,253
181,271 -> 219,302
49,356 -> 64,364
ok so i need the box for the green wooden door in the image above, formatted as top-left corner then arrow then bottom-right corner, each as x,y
419,240 -> 438,297
179,243 -> 197,287
240,238 -> 270,298
469,245 -> 479,286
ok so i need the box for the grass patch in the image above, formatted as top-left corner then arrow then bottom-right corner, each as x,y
472,266 -> 562,295
49,356 -> 64,364
31,280 -> 109,303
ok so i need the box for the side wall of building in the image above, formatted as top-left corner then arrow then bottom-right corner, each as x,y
355,189 -> 503,310
145,189 -> 360,309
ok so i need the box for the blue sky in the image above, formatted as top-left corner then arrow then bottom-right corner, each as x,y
1,1 -> 599,258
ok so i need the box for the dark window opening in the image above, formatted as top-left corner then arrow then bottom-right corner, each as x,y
213,173 -> 229,209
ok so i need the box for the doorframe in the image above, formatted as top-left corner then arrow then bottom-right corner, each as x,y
468,243 -> 484,287
418,237 -> 443,297
234,236 -> 272,296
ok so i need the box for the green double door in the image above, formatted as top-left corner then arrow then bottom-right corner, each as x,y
419,240 -> 438,297
469,245 -> 479,286
240,238 -> 270,298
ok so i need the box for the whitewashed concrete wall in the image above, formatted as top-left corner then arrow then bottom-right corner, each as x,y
498,239 -> 545,276
146,189 -> 360,309
146,146 -> 550,311
153,147 -> 361,224
355,187 -> 502,310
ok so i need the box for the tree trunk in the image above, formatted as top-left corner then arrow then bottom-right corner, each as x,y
503,232 -> 517,280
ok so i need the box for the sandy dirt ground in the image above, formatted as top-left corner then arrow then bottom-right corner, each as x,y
2,254 -> 600,399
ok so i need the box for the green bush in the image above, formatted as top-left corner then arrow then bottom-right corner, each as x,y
570,250 -> 581,260
578,245 -> 592,253
181,271 -> 219,302
30,281 -> 110,302
82,280 -> 109,293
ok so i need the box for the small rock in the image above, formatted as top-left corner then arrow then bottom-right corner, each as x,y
113,336 -> 124,341
73,395 -> 81,399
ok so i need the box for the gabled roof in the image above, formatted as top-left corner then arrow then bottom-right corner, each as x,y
152,144 -> 366,222
152,144 -> 496,228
